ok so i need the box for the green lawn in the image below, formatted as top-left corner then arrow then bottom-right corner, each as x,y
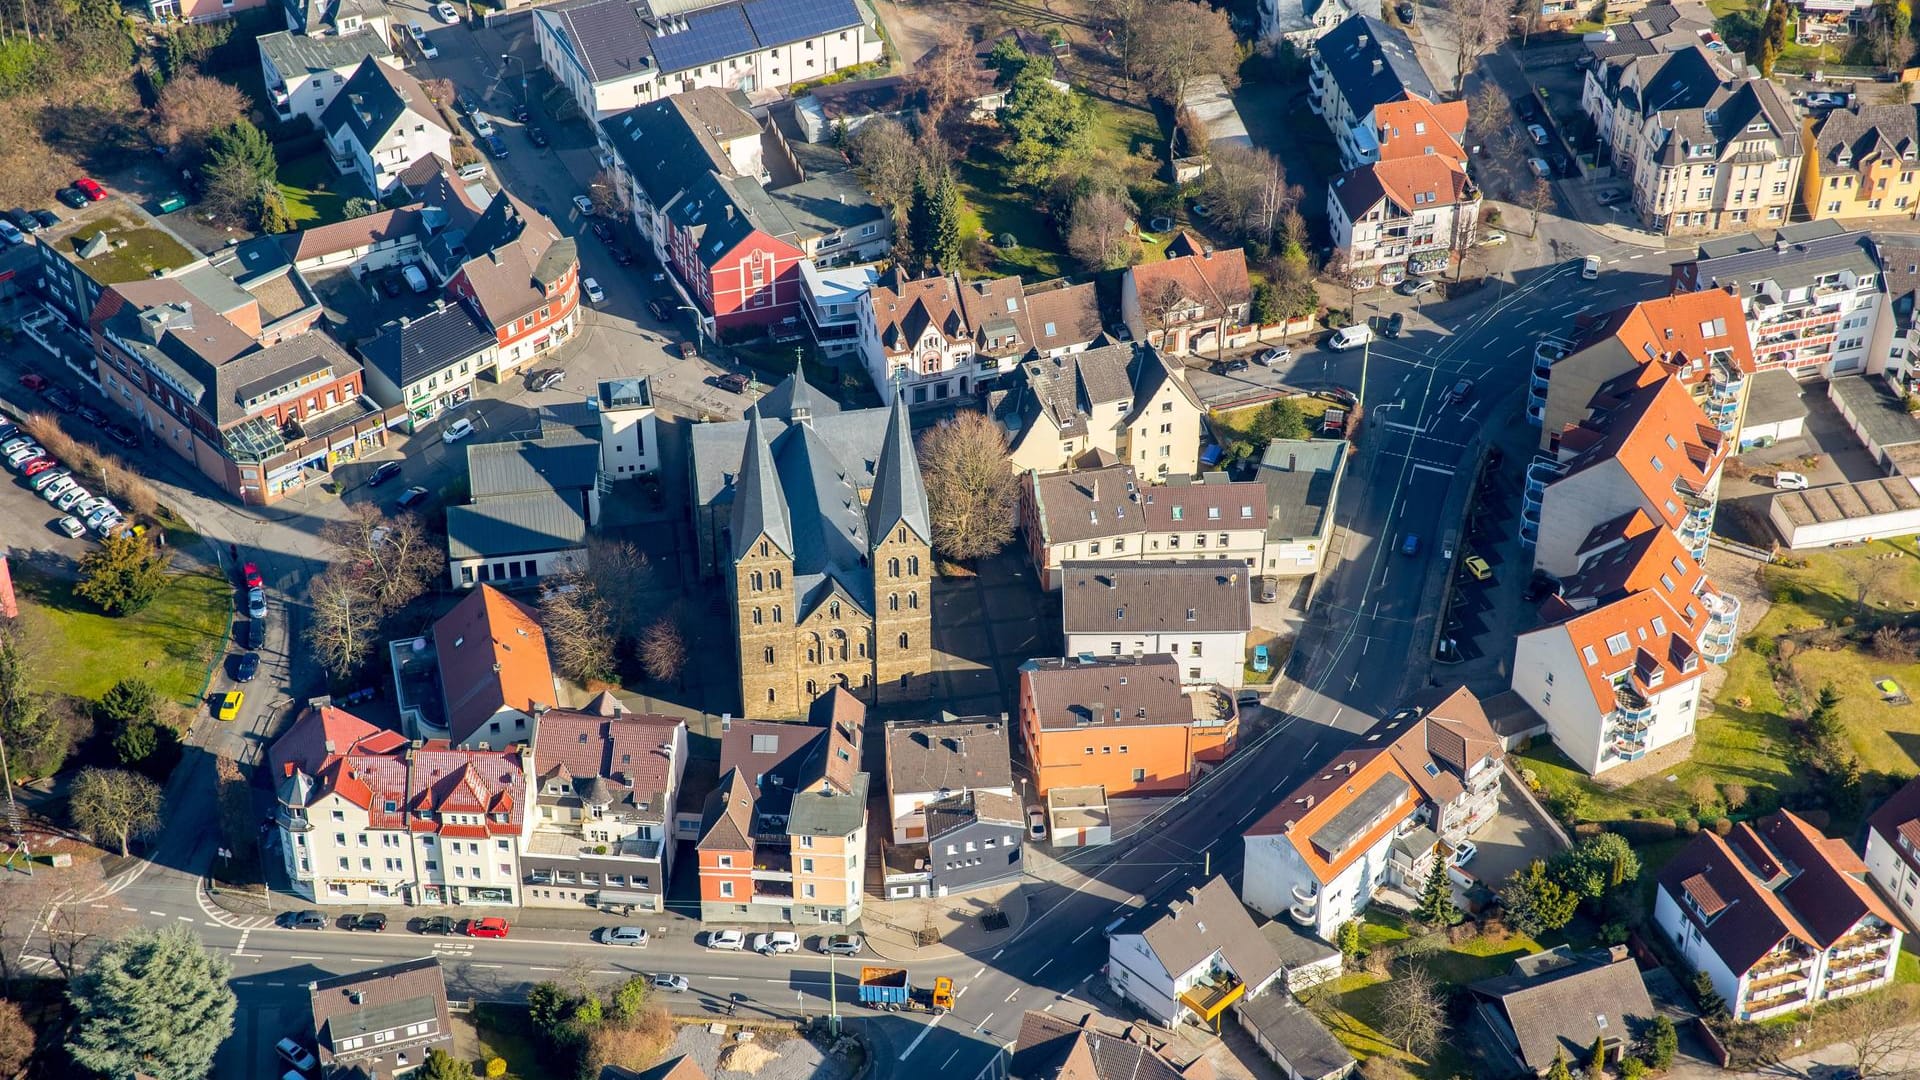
955,156 -> 1067,280
1088,96 -> 1159,159
14,563 -> 230,706
276,150 -> 359,228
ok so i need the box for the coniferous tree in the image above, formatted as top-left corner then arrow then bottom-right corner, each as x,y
67,926 -> 236,1080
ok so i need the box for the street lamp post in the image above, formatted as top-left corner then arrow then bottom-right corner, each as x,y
500,53 -> 528,95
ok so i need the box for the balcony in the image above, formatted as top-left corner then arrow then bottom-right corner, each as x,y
1178,973 -> 1246,1024
523,831 -> 664,861
1745,969 -> 1811,1001
1824,959 -> 1891,997
1830,927 -> 1894,956
1610,740 -> 1650,761
1292,882 -> 1319,904
1289,903 -> 1317,925
752,879 -> 794,903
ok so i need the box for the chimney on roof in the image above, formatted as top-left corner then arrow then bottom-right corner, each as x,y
1091,477 -> 1099,501
1358,32 -> 1369,47
1609,944 -> 1630,963
323,740 -> 336,753
1372,58 -> 1383,75
284,762 -> 296,778
349,990 -> 366,1005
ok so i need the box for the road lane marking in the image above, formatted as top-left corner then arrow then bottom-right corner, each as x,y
974,967 -> 986,978
942,1049 -> 962,1070
976,1012 -> 994,1032
530,966 -> 562,972
1071,925 -> 1095,944
349,957 -> 380,963
1034,959 -> 1052,977
593,970 -> 619,975
1005,991 -> 1018,1002
471,964 -> 503,969
148,911 -> 166,917
1412,463 -> 1454,477
289,955 -> 323,960
177,915 -> 193,921
709,976 -> 738,981
897,1013 -> 944,1060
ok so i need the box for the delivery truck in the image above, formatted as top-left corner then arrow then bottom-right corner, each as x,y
858,967 -> 953,1013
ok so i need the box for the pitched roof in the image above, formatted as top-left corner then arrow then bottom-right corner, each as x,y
1235,994 -> 1353,1080
704,691 -> 866,847
542,0 -> 865,87
1127,247 -> 1251,317
269,704 -> 409,782
884,716 -> 1014,798
320,55 -> 445,152
1131,876 -> 1285,991
1005,343 -> 1202,445
924,788 -> 1023,836
1314,15 -> 1435,115
430,585 -> 556,745
358,299 -> 495,390
1373,96 -> 1468,162
1571,289 -> 1756,389
446,490 -> 587,561
283,205 -> 425,264
468,434 -> 601,499
866,391 -> 930,544
530,708 -> 683,822
1027,465 -> 1267,545
309,958 -> 453,1080
1554,370 -> 1726,533
696,767 -> 756,851
1024,282 -> 1103,354
450,196 -> 577,329
1331,155 -> 1473,221
1869,775 -> 1920,884
1469,950 -> 1656,1074
1020,655 -> 1195,731
1061,560 -> 1253,636
1010,1010 -> 1215,1080
1257,439 -> 1347,540
1812,102 -> 1920,177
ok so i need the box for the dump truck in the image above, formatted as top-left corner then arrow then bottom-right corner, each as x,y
858,967 -> 953,1013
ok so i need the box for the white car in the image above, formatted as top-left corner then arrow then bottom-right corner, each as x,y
583,277 -> 605,304
1527,123 -> 1549,145
1775,470 -> 1810,490
407,22 -> 438,58
470,111 -> 495,139
6,445 -> 42,469
572,195 -> 594,215
648,973 -> 689,992
603,926 -> 650,947
55,486 -> 90,512
1451,840 -> 1477,866
1028,808 -> 1047,842
275,1038 -> 317,1074
40,475 -> 76,502
704,930 -> 745,951
1479,231 -> 1507,246
0,219 -> 22,246
751,931 -> 799,955
55,515 -> 85,538
433,1 -> 459,21
442,417 -> 475,444
247,587 -> 268,619
1255,347 -> 1292,367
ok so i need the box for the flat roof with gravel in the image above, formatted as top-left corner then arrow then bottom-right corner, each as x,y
1771,476 -> 1920,525
43,202 -> 202,286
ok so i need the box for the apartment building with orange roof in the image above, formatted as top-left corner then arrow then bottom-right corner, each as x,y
1118,239 -> 1253,357
1326,153 -> 1480,275
1525,368 -> 1729,573
1657,810 -> 1901,1021
1530,288 -> 1756,446
430,584 -> 560,749
1512,509 -> 1740,773
1241,686 -> 1502,941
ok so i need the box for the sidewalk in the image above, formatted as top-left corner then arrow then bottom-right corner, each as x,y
860,880 -> 1030,963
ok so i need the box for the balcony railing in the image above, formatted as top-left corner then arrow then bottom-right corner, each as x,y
1610,741 -> 1650,761
1178,975 -> 1246,1023
1830,927 -> 1894,955
1746,970 -> 1811,999
1750,950 -> 1814,979
1292,882 -> 1319,903
1289,903 -> 1317,925
1824,961 -> 1890,995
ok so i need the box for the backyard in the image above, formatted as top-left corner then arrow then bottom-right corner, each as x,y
13,561 -> 231,706
276,149 -> 358,229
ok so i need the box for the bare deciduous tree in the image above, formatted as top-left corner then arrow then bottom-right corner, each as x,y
1065,190 -> 1141,271
1845,991 -> 1920,1078
0,998 -> 32,1077
917,412 -> 1020,562
845,115 -> 924,222
589,168 -> 628,219
1140,278 -> 1191,343
1200,143 -> 1294,246
1138,0 -> 1241,104
1522,177 -> 1554,237
541,570 -> 618,685
68,768 -> 161,858
1444,0 -> 1515,92
1378,963 -> 1445,1056
155,71 -> 247,154
908,24 -> 989,138
305,570 -> 380,678
1466,82 -> 1514,153
638,612 -> 688,687
1094,0 -> 1156,92
585,536 -> 656,644
322,504 -> 444,612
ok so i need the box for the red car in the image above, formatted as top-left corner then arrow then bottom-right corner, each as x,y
242,562 -> 263,589
21,458 -> 55,477
74,178 -> 105,201
18,373 -> 46,391
462,917 -> 509,938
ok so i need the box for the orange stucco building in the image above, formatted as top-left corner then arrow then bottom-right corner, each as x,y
1017,655 -> 1238,798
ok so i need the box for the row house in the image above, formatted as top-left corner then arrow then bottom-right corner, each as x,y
598,87 -> 889,340
308,958 -> 454,1080
880,789 -> 1025,899
1106,876 -> 1287,1031
271,704 -> 533,906
695,690 -> 868,925
1020,464 -> 1270,590
1308,16 -> 1443,171
1658,810 -> 1902,1021
258,0 -> 396,128
1016,654 -> 1239,799
320,57 -> 452,199
1511,509 -> 1737,775
1672,220 -> 1891,380
1530,289 -> 1754,447
536,0 -> 882,122
281,204 -> 429,279
1865,776 -> 1920,930
858,271 -> 1102,408
1583,43 -> 1802,236
993,342 -> 1207,479
522,694 -> 688,913
425,188 -> 581,377
880,716 -> 1021,898
430,585 -> 562,748
359,299 -> 499,431
1327,154 -> 1479,276
1060,560 -> 1252,688
1525,367 -> 1728,570
1119,238 -> 1253,357
1243,686 -> 1502,941
1879,234 -> 1920,391
1802,103 -> 1920,224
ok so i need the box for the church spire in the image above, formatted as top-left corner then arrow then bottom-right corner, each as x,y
730,404 -> 792,560
866,389 -> 930,545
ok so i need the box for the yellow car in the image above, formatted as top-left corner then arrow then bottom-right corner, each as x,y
1463,555 -> 1494,582
215,690 -> 244,721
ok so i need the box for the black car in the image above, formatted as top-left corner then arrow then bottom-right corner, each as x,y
231,652 -> 260,682
512,104 -> 531,122
526,126 -> 549,148
367,460 -> 403,487
77,403 -> 106,426
415,915 -> 457,935
591,221 -> 614,244
7,209 -> 40,234
1443,377 -> 1475,406
1395,0 -> 1415,18
242,619 -> 263,650
648,297 -> 674,322
56,187 -> 89,209
395,485 -> 430,510
285,910 -> 327,930
1523,571 -> 1561,603
44,387 -> 76,413
1516,96 -> 1542,123
105,424 -> 138,448
1384,311 -> 1406,338
456,92 -> 479,115
1215,358 -> 1250,374
30,209 -> 58,229
380,273 -> 403,298
347,912 -> 389,932
609,246 -> 633,266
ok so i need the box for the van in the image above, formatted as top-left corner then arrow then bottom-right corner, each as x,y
402,264 -> 429,293
1329,324 -> 1374,351
456,161 -> 487,181
604,926 -> 650,947
471,111 -> 495,138
1775,470 -> 1810,490
1582,255 -> 1601,280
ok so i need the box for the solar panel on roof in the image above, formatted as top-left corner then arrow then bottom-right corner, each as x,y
649,6 -> 758,73
741,0 -> 860,46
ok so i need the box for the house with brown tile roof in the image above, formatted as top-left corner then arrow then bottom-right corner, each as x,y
1061,561 -> 1252,688
882,715 -> 1014,844
1657,810 -> 1903,1021
282,205 -> 428,273
1017,655 -> 1239,799
430,584 -> 560,749
308,958 -> 453,1080
1019,464 -> 1270,589
1243,686 -> 1501,941
1326,153 -> 1479,275
1011,1009 -> 1219,1080
1106,876 -> 1286,1030
1119,244 -> 1252,356
1863,776 -> 1920,932
997,343 -> 1207,479
426,168 -> 581,377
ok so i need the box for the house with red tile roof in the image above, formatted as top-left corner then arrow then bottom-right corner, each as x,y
1656,810 -> 1902,1021
1527,369 -> 1729,575
1511,509 -> 1740,774
1119,240 -> 1253,357
431,584 -> 559,750
1863,776 -> 1920,931
270,703 -> 533,905
1242,686 -> 1502,941
1326,154 -> 1480,276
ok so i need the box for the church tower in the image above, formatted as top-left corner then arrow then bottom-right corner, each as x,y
866,392 -> 933,704
729,405 -> 798,718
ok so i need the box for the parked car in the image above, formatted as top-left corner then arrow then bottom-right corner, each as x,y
39,477 -> 76,502
274,1038 -> 317,1073
242,619 -> 263,650
455,91 -> 479,115
214,690 -> 244,721
242,561 -> 263,589
1028,808 -> 1048,841
1252,644 -> 1271,673
367,460 -> 403,487
1479,230 -> 1507,246
583,277 -> 605,304
1451,840 -> 1478,866
415,915 -> 457,935
76,403 -> 105,426
1463,554 -> 1493,582
87,509 -> 124,538
572,194 -> 594,215
29,468 -> 70,492
462,917 -> 510,938
591,221 -> 615,244
44,387 -> 76,413
1527,123 -> 1549,145
1775,470 -> 1810,490
648,973 -> 690,993
482,134 -> 510,158
603,926 -> 650,947
395,486 -> 430,510
820,934 -> 864,956
442,418 -> 476,444
1582,254 -> 1601,279
284,910 -> 327,930
648,298 -> 674,321
55,515 -> 85,538
21,458 -> 55,478
1383,312 -> 1405,338
526,126 -> 549,148
704,930 -> 746,951
1398,278 -> 1435,297
1595,188 -> 1629,206
4,208 -> 38,234
433,1 -> 459,20
1442,377 -> 1475,406
1527,157 -> 1551,179
232,652 -> 259,682
1395,0 -> 1414,19
30,209 -> 58,229
1258,577 -> 1279,604
348,912 -> 389,932
1213,358 -> 1250,374
74,177 -> 105,200
752,931 -> 799,955
407,22 -> 438,57
1256,346 -> 1291,367
1401,533 -> 1420,556
247,587 -> 267,619
717,373 -> 752,394
534,369 -> 566,392
56,187 -> 89,209
17,373 -> 46,391
609,246 -> 633,266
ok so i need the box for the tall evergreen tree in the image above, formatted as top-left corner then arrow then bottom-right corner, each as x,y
1545,1049 -> 1573,1080
67,926 -> 236,1080
1416,851 -> 1458,926
906,166 -> 963,275
1588,1034 -> 1607,1078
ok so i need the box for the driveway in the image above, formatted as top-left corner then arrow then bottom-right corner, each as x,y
1463,784 -> 1563,890
926,550 -> 1057,722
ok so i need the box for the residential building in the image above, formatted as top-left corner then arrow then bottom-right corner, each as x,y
1255,439 -> 1350,578
1328,154 -> 1479,278
280,204 -> 429,278
523,695 -> 687,912
799,262 -> 878,357
1868,778 -> 1920,931
1526,367 -> 1729,570
320,58 -> 452,199
1582,43 -> 1802,235
447,416 -> 602,589
1308,16 -> 1440,170
270,704 -> 532,905
1260,0 -> 1376,44
1530,290 -> 1754,447
1242,686 -> 1501,940
858,271 -> 1103,407
1802,103 -> 1920,223
1061,561 -> 1252,688
145,0 -> 268,27
307,958 -> 453,1080
598,87 -> 890,338
1016,654 -> 1239,798
91,271 -> 399,506
359,299 -> 500,430
1010,1009 -> 1222,1080
1581,0 -> 1721,66
36,198 -> 206,325
1798,0 -> 1875,41
1019,464 -> 1269,590
430,584 -> 559,749
1656,810 -> 1903,1021
596,376 -> 659,478
258,0 -> 396,128
1671,221 -> 1890,380
993,343 -> 1206,479
1237,993 -> 1355,1080
1512,509 -> 1737,774
1468,947 -> 1657,1078
695,689 -> 868,925
882,715 -> 1014,845
1877,233 -> 1920,389
424,186 -> 581,377
1119,241 -> 1253,357
722,386 -> 931,718
536,0 -> 883,122
1107,876 -> 1286,1030
881,789 -> 1026,898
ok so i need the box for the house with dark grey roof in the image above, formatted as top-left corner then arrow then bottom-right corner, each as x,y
258,0 -> 395,128
1017,654 -> 1241,799
883,787 -> 1026,898
882,715 -> 1015,843
321,57 -> 452,197
446,413 -> 602,588
1309,16 -> 1436,169
1019,463 -> 1270,589
1468,946 -> 1656,1078
1010,1009 -> 1218,1080
1061,561 -> 1253,688
434,184 -> 583,375
1256,438 -> 1349,578
358,298 -> 498,428
1803,104 -> 1920,225
1238,992 -> 1354,1080
1107,876 -> 1287,1030
996,341 -> 1208,477
307,957 -> 453,1080
537,0 -> 884,122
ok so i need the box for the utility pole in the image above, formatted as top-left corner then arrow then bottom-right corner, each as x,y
0,720 -> 30,875
829,950 -> 840,1036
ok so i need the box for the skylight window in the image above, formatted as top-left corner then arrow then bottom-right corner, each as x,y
1606,633 -> 1630,655
1583,645 -> 1599,665
1652,616 -> 1668,636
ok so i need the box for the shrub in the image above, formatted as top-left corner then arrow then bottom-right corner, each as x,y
1712,817 -> 1734,836
1619,1056 -> 1647,1080
485,1060 -> 507,1079
1679,817 -> 1701,835
1603,818 -> 1677,843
